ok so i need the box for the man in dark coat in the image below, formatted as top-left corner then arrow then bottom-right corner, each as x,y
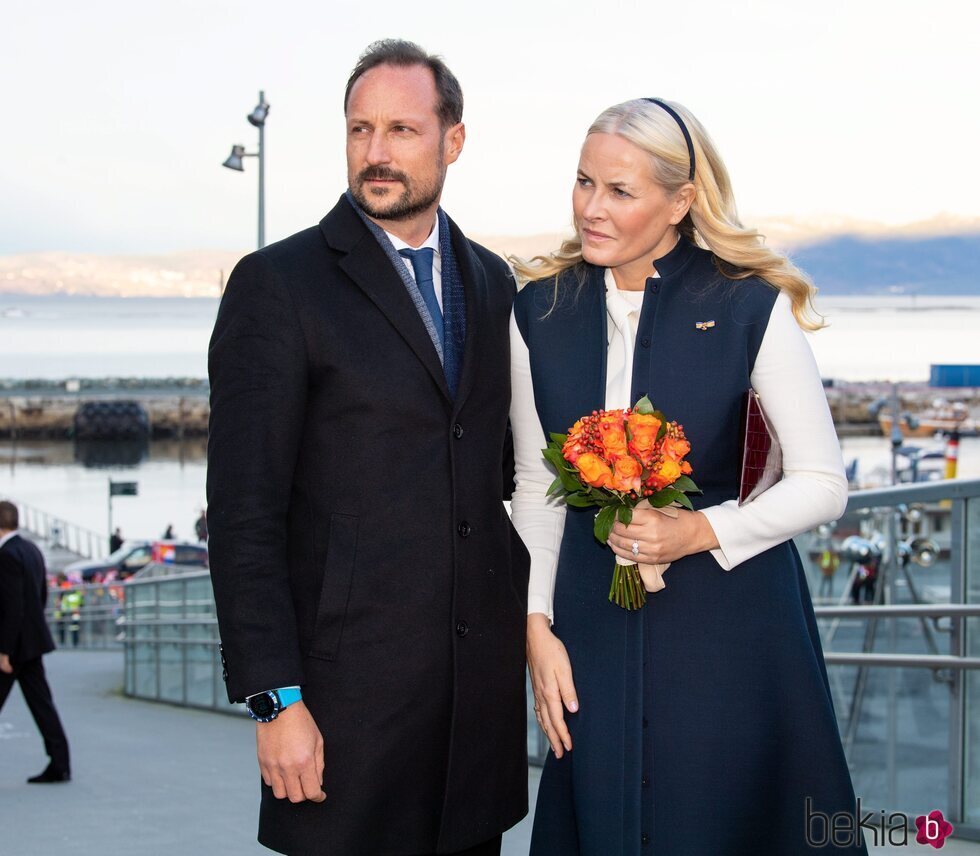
0,500 -> 71,783
207,40 -> 529,856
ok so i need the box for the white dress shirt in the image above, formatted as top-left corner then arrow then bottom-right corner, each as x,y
384,219 -> 444,312
510,278 -> 848,622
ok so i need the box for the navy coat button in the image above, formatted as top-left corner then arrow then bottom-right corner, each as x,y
649,282 -> 660,293
640,336 -> 651,348
453,423 -> 464,439
458,521 -> 471,537
641,775 -> 650,787
641,833 -> 650,846
456,621 -> 469,637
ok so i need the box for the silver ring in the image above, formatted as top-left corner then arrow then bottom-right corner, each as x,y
631,540 -> 640,557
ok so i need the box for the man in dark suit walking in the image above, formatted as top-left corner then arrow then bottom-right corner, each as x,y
207,40 -> 529,855
0,500 -> 71,783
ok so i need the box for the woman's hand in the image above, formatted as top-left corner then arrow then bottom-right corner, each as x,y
527,613 -> 578,759
609,507 -> 718,565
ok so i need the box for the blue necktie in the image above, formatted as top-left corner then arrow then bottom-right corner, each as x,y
398,247 -> 444,350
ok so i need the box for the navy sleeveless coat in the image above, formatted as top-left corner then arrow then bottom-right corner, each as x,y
514,237 -> 866,855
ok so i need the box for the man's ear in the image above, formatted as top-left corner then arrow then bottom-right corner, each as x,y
444,122 -> 465,165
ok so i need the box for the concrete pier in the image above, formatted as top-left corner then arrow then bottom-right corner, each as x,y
2,651 -> 976,855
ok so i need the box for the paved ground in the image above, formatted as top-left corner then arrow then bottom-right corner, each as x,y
1,651 -> 975,855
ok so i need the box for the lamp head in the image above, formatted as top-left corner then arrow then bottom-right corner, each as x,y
222,144 -> 246,171
247,98 -> 269,128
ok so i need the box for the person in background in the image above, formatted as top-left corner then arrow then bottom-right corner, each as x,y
109,528 -> 123,554
194,510 -> 208,543
162,524 -> 175,540
0,500 -> 71,783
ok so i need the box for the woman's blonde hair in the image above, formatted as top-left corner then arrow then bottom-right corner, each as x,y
511,99 -> 823,330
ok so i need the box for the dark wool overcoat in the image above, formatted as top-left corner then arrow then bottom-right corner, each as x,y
207,195 -> 530,855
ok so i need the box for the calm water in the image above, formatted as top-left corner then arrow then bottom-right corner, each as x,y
1,293 -> 979,382
0,293 -> 977,541
1,436 -> 977,547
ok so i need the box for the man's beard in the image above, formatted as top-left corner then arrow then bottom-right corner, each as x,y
351,163 -> 445,222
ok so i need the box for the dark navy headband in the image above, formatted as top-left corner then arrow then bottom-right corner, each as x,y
644,98 -> 696,182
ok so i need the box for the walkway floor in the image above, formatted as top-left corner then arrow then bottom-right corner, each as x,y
0,651 -> 975,855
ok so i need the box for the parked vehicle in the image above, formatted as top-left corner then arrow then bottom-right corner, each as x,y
64,541 -> 208,583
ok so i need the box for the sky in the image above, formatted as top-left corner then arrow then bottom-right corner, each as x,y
2,0 -> 979,254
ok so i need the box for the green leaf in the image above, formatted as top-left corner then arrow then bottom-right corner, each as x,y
565,492 -> 594,508
617,505 -> 634,526
546,477 -> 563,496
633,395 -> 654,415
593,505 -> 617,544
542,446 -> 565,470
675,493 -> 695,511
549,432 -> 568,446
671,475 -> 700,494
649,488 -> 684,508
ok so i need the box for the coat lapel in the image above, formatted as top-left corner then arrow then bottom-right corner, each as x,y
447,218 -> 484,417
319,198 -> 450,402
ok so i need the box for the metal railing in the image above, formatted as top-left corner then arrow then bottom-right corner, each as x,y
20,501 -> 106,560
110,479 -> 980,840
804,478 -> 980,839
118,569 -> 229,712
44,582 -> 126,649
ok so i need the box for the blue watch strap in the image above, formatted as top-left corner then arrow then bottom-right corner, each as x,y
275,687 -> 302,709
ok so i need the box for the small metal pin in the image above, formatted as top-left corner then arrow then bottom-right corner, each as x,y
695,320 -> 716,331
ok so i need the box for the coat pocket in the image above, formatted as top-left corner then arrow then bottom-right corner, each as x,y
308,513 -> 359,661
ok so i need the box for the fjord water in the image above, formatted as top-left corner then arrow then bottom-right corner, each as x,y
0,293 -> 977,542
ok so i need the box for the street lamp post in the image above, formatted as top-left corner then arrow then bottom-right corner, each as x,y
222,90 -> 269,249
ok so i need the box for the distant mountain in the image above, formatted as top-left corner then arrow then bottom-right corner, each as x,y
0,216 -> 978,297
789,233 -> 980,296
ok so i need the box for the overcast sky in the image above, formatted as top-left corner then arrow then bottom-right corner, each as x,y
2,0 -> 978,254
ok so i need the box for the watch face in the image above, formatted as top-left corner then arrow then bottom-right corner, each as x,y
249,693 -> 276,719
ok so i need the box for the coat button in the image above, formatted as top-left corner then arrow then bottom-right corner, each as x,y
641,775 -> 650,788
649,282 -> 660,293
457,521 -> 471,537
640,336 -> 651,348
453,423 -> 464,439
456,621 -> 469,637
641,833 -> 650,846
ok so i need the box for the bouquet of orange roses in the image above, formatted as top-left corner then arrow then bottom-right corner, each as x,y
543,396 -> 700,610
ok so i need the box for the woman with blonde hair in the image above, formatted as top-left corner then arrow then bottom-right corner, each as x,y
510,99 -> 866,854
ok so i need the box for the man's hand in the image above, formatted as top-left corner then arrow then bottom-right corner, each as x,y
256,701 -> 326,803
0,653 -> 12,674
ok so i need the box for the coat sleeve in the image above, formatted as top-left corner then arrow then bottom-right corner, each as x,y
0,552 -> 25,657
206,251 -> 309,702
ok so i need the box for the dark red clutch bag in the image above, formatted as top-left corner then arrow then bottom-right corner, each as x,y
739,388 -> 782,505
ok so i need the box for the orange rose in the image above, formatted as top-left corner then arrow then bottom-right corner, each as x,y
597,414 -> 629,460
647,458 -> 682,491
562,420 -> 588,464
611,456 -> 642,492
661,435 -> 691,463
627,413 -> 662,459
681,461 -> 693,475
576,453 -> 614,489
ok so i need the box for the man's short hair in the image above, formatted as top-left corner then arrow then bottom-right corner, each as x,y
0,500 -> 19,531
344,39 -> 463,129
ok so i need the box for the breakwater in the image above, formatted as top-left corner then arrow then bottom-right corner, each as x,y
0,379 -> 209,439
0,378 -> 977,440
